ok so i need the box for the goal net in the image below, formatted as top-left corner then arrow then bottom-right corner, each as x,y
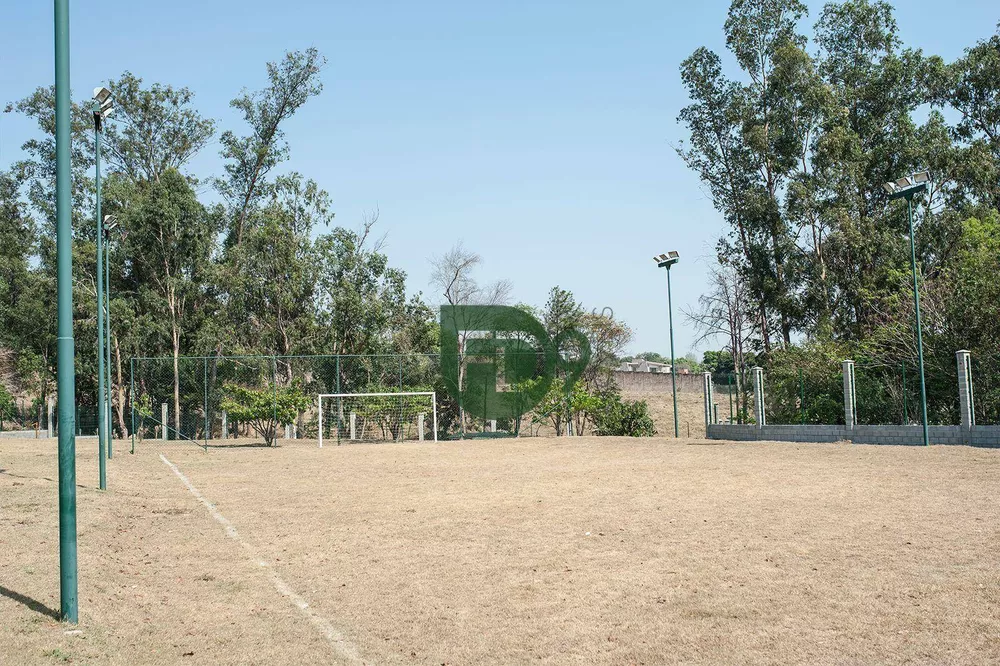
317,392 -> 438,447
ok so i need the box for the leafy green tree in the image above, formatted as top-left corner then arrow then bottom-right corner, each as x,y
101,72 -> 216,183
218,48 -> 326,248
220,381 -> 310,446
115,169 -> 220,434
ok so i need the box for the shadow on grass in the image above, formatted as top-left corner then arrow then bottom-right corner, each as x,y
0,585 -> 59,620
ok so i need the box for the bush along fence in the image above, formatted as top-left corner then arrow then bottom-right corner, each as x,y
704,351 -> 1000,447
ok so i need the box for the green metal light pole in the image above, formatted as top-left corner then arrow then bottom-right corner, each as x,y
884,172 -> 931,447
92,94 -> 108,490
655,252 -> 681,438
54,0 -> 79,624
92,89 -> 113,466
104,217 -> 113,458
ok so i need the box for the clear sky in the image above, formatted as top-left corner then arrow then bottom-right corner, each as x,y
1,1 -> 997,356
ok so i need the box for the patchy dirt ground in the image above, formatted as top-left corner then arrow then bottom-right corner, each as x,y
2,435 -> 999,665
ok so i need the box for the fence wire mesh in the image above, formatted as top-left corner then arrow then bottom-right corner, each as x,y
128,352 -> 548,448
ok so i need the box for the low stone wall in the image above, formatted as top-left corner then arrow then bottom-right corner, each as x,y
706,423 -> 1000,447
707,424 -> 847,443
614,371 -> 702,395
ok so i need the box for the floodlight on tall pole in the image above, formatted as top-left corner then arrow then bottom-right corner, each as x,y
654,251 -> 681,438
883,171 -> 931,447
92,86 -> 113,488
54,0 -> 79,624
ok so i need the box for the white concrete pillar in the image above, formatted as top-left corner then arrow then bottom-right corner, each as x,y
752,367 -> 766,428
418,413 -> 425,441
349,412 -> 357,441
842,360 -> 856,429
489,420 -> 496,433
221,411 -> 228,439
161,403 -> 168,440
957,350 -> 975,431
47,397 -> 55,438
702,372 -> 714,429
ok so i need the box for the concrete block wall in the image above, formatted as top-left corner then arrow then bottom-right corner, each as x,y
970,426 -> 1000,448
707,423 -> 1000,447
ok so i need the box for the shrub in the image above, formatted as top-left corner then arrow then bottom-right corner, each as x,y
220,381 -> 310,446
592,393 -> 657,437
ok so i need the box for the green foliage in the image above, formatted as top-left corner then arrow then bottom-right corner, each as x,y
764,342 -> 847,425
220,381 -> 310,446
0,384 -> 15,429
591,392 -> 657,437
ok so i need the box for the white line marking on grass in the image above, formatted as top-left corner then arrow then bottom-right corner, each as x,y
159,453 -> 362,665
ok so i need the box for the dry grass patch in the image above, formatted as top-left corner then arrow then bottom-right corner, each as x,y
2,435 -> 999,664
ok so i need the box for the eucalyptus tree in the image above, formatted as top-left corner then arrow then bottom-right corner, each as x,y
116,169 -> 220,435
217,48 -> 326,248
101,72 -> 216,184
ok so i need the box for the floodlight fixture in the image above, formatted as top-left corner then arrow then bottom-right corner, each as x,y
655,250 -> 680,269
883,171 -> 931,201
91,87 -> 113,130
103,215 -> 119,236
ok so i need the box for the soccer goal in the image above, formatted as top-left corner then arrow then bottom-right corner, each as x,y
317,392 -> 438,447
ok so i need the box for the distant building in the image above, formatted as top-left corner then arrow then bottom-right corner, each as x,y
618,358 -> 671,374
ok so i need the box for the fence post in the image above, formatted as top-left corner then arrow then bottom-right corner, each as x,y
702,372 -> 714,430
751,367 -> 765,429
221,411 -> 228,439
843,360 -> 856,430
161,402 -> 168,440
349,412 -> 356,441
957,350 -> 975,442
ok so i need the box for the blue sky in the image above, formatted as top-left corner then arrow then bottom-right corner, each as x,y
1,1 -> 997,356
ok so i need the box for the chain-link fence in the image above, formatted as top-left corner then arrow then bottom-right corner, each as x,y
128,352 -> 557,448
764,361 -> 843,425
713,372 -> 753,424
972,353 -> 1000,425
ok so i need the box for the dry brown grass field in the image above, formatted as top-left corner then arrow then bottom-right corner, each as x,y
2,434 -> 1000,665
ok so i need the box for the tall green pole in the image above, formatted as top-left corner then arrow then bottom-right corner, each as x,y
105,232 -> 113,458
906,196 -> 930,447
94,108 -> 107,489
54,0 -> 79,623
666,268 -> 679,438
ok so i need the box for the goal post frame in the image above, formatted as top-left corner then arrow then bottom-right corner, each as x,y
317,391 -> 437,447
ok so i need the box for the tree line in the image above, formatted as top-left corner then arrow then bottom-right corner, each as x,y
0,50 -> 650,436
680,1 -> 1000,424
0,49 -> 440,432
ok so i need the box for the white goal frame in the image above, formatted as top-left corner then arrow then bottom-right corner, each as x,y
317,392 -> 438,447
